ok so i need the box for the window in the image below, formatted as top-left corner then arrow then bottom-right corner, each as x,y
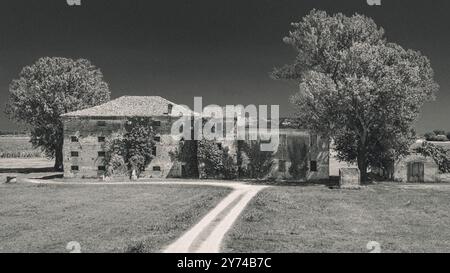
153,166 -> 161,171
179,124 -> 184,134
153,121 -> 161,127
71,136 -> 78,142
97,120 -> 106,127
167,104 -> 173,115
310,161 -> 318,172
71,151 -> 79,157
154,136 -> 161,142
98,151 -> 106,157
98,166 -> 106,171
310,134 -> 318,148
152,146 -> 157,156
98,136 -> 105,142
71,165 -> 79,171
278,160 -> 286,172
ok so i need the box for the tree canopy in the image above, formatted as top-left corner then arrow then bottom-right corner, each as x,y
5,57 -> 110,170
273,10 -> 439,181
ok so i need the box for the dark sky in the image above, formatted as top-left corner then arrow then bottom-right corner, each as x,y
1,0 -> 449,133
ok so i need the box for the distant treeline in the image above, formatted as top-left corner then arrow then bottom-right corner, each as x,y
0,130 -> 29,136
424,130 -> 450,142
0,133 -> 44,158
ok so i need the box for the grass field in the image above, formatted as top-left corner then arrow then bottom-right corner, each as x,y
0,136 -> 44,158
0,182 -> 231,253
223,183 -> 450,253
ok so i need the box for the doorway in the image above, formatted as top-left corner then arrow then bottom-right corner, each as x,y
408,162 -> 424,183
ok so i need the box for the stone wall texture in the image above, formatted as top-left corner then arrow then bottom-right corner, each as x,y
394,154 -> 439,183
267,129 -> 329,181
63,116 -> 183,179
339,168 -> 361,189
63,118 -> 329,182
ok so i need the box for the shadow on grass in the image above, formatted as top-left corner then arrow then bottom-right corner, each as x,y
39,174 -> 64,180
245,176 -> 340,187
0,167 -> 55,174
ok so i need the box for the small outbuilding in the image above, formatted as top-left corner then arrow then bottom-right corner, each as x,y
391,140 -> 449,183
393,154 -> 439,183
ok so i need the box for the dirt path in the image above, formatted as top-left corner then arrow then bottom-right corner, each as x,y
164,183 -> 267,253
21,178 -> 268,253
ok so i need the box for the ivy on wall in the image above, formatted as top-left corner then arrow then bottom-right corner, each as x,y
237,140 -> 274,179
170,140 -> 199,178
104,117 -> 155,177
415,141 -> 450,173
197,139 -> 238,179
287,136 -> 309,179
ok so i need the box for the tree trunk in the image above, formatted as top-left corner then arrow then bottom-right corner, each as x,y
357,130 -> 368,183
357,151 -> 368,183
54,142 -> 64,172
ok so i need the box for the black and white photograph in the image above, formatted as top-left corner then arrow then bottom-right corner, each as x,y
0,0 -> 449,261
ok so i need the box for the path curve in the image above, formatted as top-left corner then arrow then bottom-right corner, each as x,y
21,178 -> 268,253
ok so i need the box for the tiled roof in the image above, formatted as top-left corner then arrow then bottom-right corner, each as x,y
62,96 -> 194,117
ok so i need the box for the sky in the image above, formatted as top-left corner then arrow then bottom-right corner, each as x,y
0,0 -> 449,133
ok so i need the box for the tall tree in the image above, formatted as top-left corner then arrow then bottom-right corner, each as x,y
273,10 -> 439,181
5,57 -> 110,171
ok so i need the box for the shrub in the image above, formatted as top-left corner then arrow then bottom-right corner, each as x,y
128,154 -> 146,174
424,131 -> 449,142
103,117 -> 155,178
105,154 -> 127,176
433,129 -> 446,136
0,151 -> 44,158
424,132 -> 436,141
197,140 -> 224,178
434,135 -> 448,142
222,147 -> 238,179
170,140 -> 199,178
123,117 -> 155,174
237,140 -> 274,179
415,142 -> 450,173
197,140 -> 238,179
447,132 -> 450,141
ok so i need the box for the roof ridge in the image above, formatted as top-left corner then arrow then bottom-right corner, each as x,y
61,95 -> 190,117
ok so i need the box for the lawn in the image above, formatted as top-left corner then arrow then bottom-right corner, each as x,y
0,182 -> 231,253
223,183 -> 450,253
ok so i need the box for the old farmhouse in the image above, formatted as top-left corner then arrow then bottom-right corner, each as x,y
61,96 -> 329,181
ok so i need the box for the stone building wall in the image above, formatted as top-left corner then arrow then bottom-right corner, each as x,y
63,116 -> 183,179
393,154 -> 439,183
268,129 -> 329,181
63,117 -> 126,178
199,128 -> 330,182
63,115 -> 329,182
141,116 -> 184,178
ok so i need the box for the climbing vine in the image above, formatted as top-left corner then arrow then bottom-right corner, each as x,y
415,141 -> 450,173
104,117 -> 155,177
